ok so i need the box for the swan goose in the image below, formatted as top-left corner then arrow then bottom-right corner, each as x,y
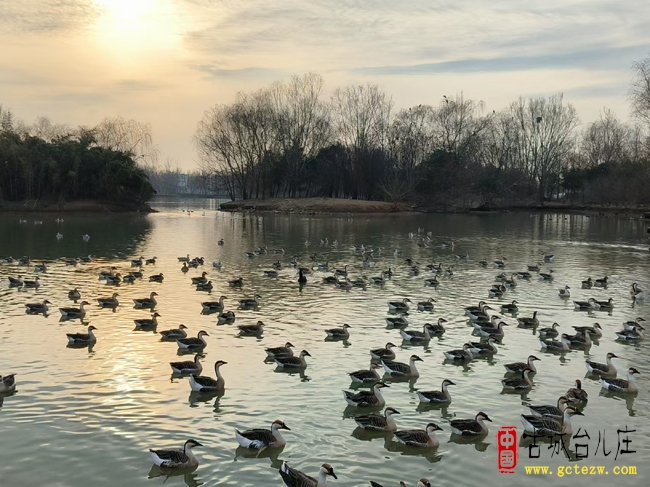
565,379 -> 588,403
190,272 -> 208,285
236,419 -> 290,449
150,439 -> 202,468
279,462 -> 337,487
190,360 -> 226,392
0,374 -> 17,393
238,320 -> 265,335
517,311 -> 539,327
500,300 -> 518,312
615,325 -> 644,340
170,354 -> 203,375
622,317 -> 645,331
67,288 -> 81,300
67,325 -> 98,344
600,367 -> 640,393
477,321 -> 508,338
381,355 -> 423,377
201,296 -> 226,312
466,337 -> 498,355
521,407 -> 583,436
25,299 -> 51,313
370,342 -> 398,361
558,285 -> 571,297
388,298 -> 411,312
395,423 -> 443,448
573,298 -> 599,310
343,381 -> 389,407
385,315 -> 409,328
528,396 -> 569,419
538,323 -> 560,338
348,364 -> 382,384
325,324 -> 350,339
59,301 -> 90,317
275,350 -> 311,369
22,277 -> 41,288
501,367 -> 534,390
450,412 -> 491,436
572,323 -> 603,337
265,342 -> 295,358
133,292 -> 158,308
134,312 -> 161,329
540,334 -> 571,351
97,293 -> 119,307
354,407 -> 400,432
443,344 -> 473,361
160,324 -> 188,340
177,330 -> 209,350
399,324 -> 436,342
417,379 -> 455,403
239,294 -> 261,307
196,280 -> 213,291
504,355 -> 540,374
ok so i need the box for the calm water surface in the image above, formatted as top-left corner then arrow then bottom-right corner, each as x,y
1,205 -> 649,487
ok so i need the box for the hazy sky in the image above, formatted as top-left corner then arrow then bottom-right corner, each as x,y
2,0 -> 649,169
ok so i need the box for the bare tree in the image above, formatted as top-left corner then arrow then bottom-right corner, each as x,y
582,109 -> 628,167
94,116 -> 159,166
630,55 -> 650,127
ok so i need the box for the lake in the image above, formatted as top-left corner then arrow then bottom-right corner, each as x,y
0,203 -> 648,487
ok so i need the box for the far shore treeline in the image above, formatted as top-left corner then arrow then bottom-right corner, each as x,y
195,54 -> 650,209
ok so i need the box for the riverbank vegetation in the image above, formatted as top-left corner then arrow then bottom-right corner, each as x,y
0,110 -> 156,210
195,55 -> 650,209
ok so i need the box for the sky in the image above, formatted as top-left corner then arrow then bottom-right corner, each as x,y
1,0 -> 650,170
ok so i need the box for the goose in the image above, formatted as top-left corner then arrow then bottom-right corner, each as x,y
455,251 -> 470,260
466,337 -> 498,355
343,381 -> 388,407
441,239 -> 455,249
1,256 -> 15,263
494,257 -> 507,268
517,311 -> 539,327
558,286 -> 571,298
149,273 -> 164,283
540,334 -> 571,352
323,276 -> 339,284
388,298 -> 411,312
325,324 -> 350,339
238,320 -> 265,336
170,354 -> 203,375
565,379 -> 588,403
34,262 -> 47,273
190,360 -> 226,392
471,314 -> 500,329
218,239 -> 224,246
196,280 -> 213,291
586,352 -> 618,377
145,256 -> 156,265
66,325 -> 97,344
504,355 -> 540,374
423,276 -> 439,287
279,462 -> 337,487
350,276 -> 366,287
488,284 -> 506,298
521,407 -> 583,436
56,233 -> 63,240
443,344 -> 473,362
217,310 -> 236,324
600,367 -> 640,393
239,294 -> 261,307
275,350 -> 311,369
594,298 -> 614,309
528,263 -> 541,272
538,323 -> 560,338
191,272 -> 209,284
132,270 -> 144,279
615,325 -> 644,340
395,423 -> 443,448
22,277 -> 41,288
528,396 -> 569,419
477,321 -> 508,338
450,412 -> 492,436
382,355 -> 423,377
385,315 -> 409,328
160,324 -> 189,340
424,318 -> 447,336
178,254 -> 191,262
543,254 -> 555,262
131,256 -> 144,267
334,265 -> 349,277
335,279 -> 352,291
370,342 -> 398,361
417,379 -> 455,403
228,277 -> 244,287
503,274 -> 518,288
177,330 -> 209,350
348,364 -> 382,384
516,271 -> 532,279
97,267 -> 117,281
67,288 -> 81,301
0,374 -> 17,394
149,439 -> 202,468
212,261 -> 222,270
236,419 -> 291,450
25,299 -> 51,313
134,312 -> 161,330
478,260 -> 489,267
271,247 -> 285,254
133,292 -> 158,308
444,266 -> 454,277
464,301 -> 491,321
417,298 -> 436,311
18,256 -> 31,266
105,273 -> 122,286
201,296 -> 226,312
265,342 -> 295,358
622,317 -> 646,331
399,324 -> 435,342
572,323 -> 603,338
181,262 -> 189,273
564,330 -> 592,347
581,277 -> 593,289
64,258 -> 78,266
501,367 -> 534,390
538,270 -> 554,280
594,276 -> 608,287
427,262 -> 443,273
59,301 -> 90,318
262,269 -> 276,278
370,272 -> 387,285
354,407 -> 400,432
122,273 -> 136,284
573,298 -> 599,310
630,283 -> 646,300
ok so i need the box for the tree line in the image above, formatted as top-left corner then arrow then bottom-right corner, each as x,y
195,57 -> 650,208
0,111 -> 156,207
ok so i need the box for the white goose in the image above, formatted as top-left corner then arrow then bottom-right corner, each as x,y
150,439 -> 202,468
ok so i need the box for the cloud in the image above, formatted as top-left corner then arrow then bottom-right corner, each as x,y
0,0 -> 97,34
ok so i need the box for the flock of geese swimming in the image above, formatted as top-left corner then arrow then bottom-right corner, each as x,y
1,224 -> 646,487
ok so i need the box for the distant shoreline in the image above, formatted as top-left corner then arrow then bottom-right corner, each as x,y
0,200 -> 156,214
219,197 -> 650,218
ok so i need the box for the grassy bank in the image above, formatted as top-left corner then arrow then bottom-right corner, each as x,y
220,197 -> 412,214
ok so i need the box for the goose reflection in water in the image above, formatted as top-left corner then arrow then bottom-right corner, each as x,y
148,464 -> 202,487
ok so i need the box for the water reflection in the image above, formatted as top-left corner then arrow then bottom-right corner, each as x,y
147,465 -> 202,487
